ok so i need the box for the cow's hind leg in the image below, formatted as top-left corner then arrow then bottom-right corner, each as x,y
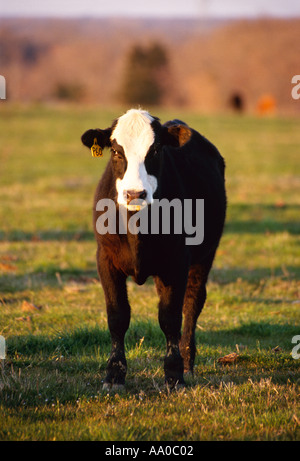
154,274 -> 187,388
98,248 -> 130,390
180,259 -> 214,374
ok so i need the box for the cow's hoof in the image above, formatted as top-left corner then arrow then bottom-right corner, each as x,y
165,377 -> 185,391
112,384 -> 125,393
165,381 -> 186,392
102,382 -> 125,393
102,382 -> 112,391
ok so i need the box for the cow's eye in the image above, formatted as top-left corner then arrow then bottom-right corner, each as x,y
149,143 -> 159,157
112,149 -> 122,159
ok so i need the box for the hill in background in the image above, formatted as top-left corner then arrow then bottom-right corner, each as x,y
1,17 -> 299,114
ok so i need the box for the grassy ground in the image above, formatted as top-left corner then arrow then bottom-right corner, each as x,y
0,104 -> 299,441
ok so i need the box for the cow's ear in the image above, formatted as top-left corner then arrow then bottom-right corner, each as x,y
161,122 -> 192,148
81,128 -> 112,149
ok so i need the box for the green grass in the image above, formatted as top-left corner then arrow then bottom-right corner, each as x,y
0,104 -> 299,441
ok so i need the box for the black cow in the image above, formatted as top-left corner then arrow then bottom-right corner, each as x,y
81,109 -> 226,389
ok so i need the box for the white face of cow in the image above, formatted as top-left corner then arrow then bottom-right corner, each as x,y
111,109 -> 158,209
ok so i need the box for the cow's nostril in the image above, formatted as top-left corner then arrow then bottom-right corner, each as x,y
139,190 -> 147,200
124,189 -> 147,203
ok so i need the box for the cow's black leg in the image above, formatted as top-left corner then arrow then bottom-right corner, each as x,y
154,275 -> 187,388
97,247 -> 130,390
180,259 -> 214,374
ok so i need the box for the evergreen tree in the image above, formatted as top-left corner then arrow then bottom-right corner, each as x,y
120,43 -> 169,106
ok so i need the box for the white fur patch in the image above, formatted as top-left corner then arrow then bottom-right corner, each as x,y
111,109 -> 158,206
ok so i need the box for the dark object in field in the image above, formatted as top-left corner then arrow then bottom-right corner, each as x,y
81,109 -> 226,389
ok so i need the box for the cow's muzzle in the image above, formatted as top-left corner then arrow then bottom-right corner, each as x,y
124,189 -> 148,211
124,189 -> 147,203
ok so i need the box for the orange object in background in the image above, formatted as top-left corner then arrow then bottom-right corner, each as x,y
257,94 -> 277,114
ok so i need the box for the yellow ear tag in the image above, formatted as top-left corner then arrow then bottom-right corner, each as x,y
91,138 -> 103,157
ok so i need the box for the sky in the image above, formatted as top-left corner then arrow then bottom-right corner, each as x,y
1,0 -> 300,18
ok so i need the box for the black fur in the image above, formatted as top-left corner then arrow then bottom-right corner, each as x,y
81,114 -> 226,388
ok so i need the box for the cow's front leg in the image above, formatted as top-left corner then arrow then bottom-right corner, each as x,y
98,249 -> 130,390
154,275 -> 187,388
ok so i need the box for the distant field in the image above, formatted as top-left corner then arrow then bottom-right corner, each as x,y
0,105 -> 299,441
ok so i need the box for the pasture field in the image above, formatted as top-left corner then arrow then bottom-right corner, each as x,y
0,104 -> 299,441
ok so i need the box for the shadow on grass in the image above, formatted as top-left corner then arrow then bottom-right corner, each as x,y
0,269 -> 156,293
226,221 -> 300,234
2,320 -> 299,408
197,321 -> 299,347
225,203 -> 300,235
6,321 -> 164,357
0,229 -> 94,242
1,203 -> 300,242
7,319 -> 298,357
1,264 -> 299,294
210,265 -> 300,284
